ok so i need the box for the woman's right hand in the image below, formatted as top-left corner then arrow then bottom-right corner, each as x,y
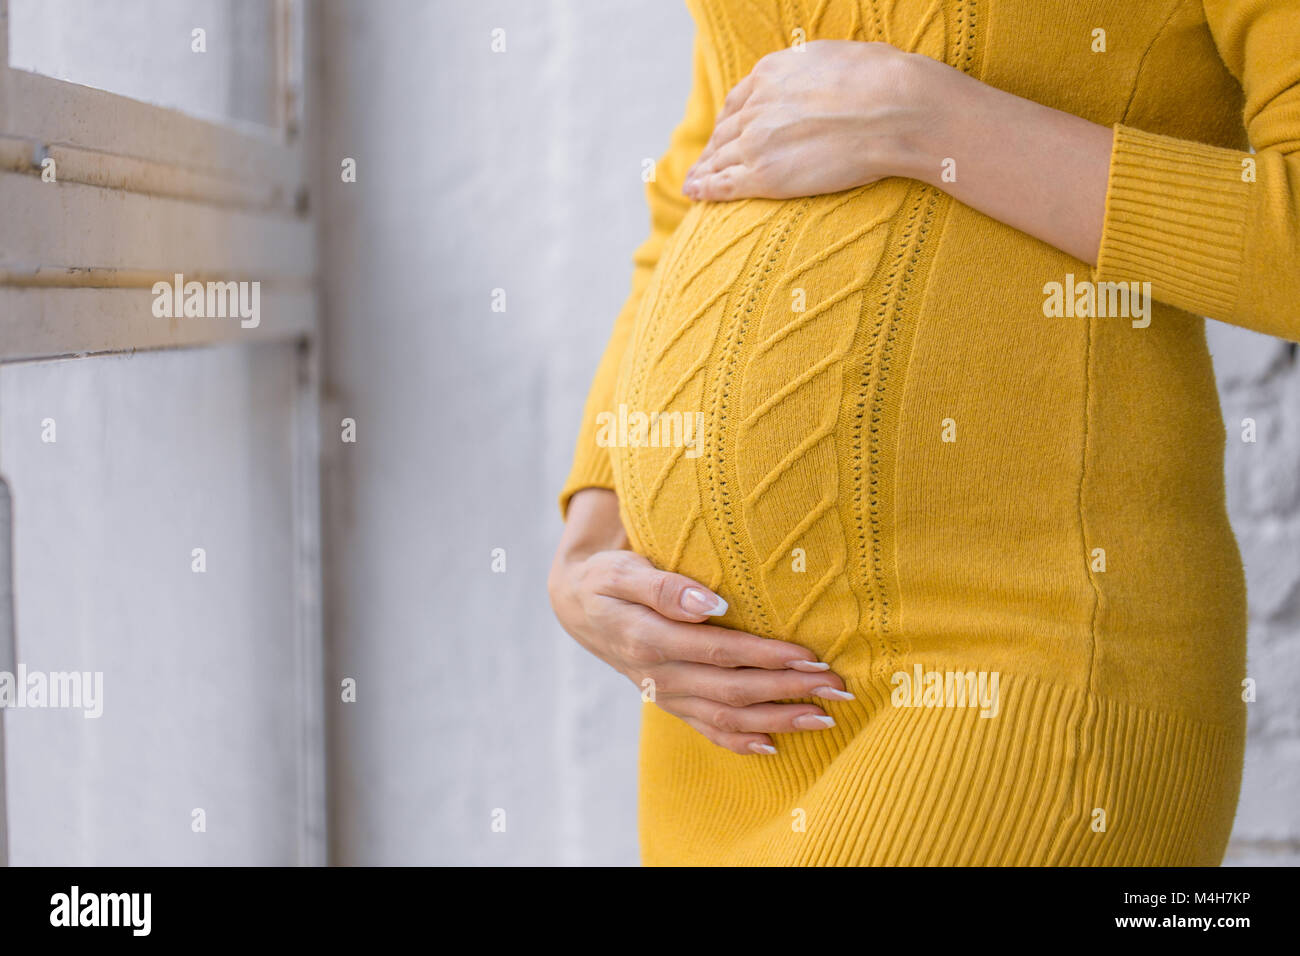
548,488 -> 852,755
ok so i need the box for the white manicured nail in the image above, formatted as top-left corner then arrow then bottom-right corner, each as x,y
748,742 -> 777,755
812,686 -> 855,701
787,660 -> 830,672
682,587 -> 728,616
794,714 -> 836,730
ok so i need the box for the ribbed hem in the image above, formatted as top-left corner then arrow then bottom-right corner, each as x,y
1094,124 -> 1250,320
557,447 -> 616,520
639,664 -> 1243,866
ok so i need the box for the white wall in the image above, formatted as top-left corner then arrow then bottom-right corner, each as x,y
313,0 -> 693,865
8,0 -> 279,128
1209,324 -> 1300,865
0,344 -> 308,865
316,0 -> 1298,866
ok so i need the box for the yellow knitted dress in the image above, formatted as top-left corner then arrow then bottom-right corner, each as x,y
561,0 -> 1299,865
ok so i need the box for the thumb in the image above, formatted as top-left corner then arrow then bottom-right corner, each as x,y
657,573 -> 730,623
597,554 -> 730,623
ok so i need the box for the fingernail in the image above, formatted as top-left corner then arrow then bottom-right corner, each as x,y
748,742 -> 777,755
682,587 -> 728,616
811,686 -> 855,701
787,660 -> 830,672
793,714 -> 836,730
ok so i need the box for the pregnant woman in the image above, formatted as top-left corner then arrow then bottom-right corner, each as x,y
548,0 -> 1298,866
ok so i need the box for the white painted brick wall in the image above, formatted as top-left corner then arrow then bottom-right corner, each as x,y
1210,323 -> 1300,865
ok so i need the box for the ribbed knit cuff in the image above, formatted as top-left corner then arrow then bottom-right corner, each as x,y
557,445 -> 615,520
1094,124 -> 1251,320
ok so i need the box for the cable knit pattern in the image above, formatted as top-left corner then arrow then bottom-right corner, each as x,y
557,0 -> 1295,865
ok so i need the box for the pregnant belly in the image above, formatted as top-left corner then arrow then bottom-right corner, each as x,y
610,179 -> 936,659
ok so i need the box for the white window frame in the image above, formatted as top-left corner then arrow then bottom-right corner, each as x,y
0,0 -> 325,866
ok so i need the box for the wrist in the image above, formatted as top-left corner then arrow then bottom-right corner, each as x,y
556,487 -> 629,564
887,52 -> 975,187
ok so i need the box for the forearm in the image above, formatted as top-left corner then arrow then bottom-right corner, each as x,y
683,43 -> 1117,266
896,55 -> 1115,266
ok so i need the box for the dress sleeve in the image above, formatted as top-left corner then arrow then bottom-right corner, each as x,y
558,29 -> 719,518
1093,0 -> 1300,341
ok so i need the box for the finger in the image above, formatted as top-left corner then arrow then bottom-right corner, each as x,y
653,661 -> 852,706
717,71 -> 758,128
591,552 -> 730,622
688,109 -> 748,180
687,163 -> 755,202
639,617 -> 832,672
678,714 -> 776,756
684,138 -> 747,197
660,696 -> 837,734
707,108 -> 748,154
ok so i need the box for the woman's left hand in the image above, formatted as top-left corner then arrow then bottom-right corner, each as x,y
682,40 -> 941,202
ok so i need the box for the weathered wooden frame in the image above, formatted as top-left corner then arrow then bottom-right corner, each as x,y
0,0 -> 325,866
